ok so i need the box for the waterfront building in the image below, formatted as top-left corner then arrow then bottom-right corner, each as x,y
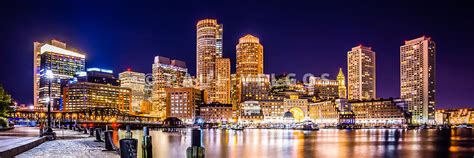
33,40 -> 85,111
435,108 -> 474,125
337,68 -> 347,99
215,58 -> 231,104
283,95 -> 309,122
119,70 -> 146,113
239,101 -> 264,123
309,77 -> 339,100
165,88 -> 205,123
349,98 -> 409,126
63,77 -> 132,114
260,100 -> 285,123
199,103 -> 233,123
347,45 -> 376,100
236,34 -> 264,76
400,36 -> 436,124
309,99 -> 354,126
196,19 -> 222,102
152,56 -> 187,118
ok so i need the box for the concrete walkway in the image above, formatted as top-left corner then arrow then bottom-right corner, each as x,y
0,126 -> 117,158
0,126 -> 45,158
16,137 -> 118,158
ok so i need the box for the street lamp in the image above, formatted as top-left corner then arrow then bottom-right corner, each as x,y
45,70 -> 54,133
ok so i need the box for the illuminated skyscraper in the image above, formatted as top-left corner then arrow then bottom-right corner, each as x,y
152,56 -> 187,118
216,58 -> 231,104
337,68 -> 347,99
119,70 -> 146,113
400,36 -> 436,124
196,19 -> 222,102
216,24 -> 223,58
236,34 -> 264,76
347,45 -> 376,100
33,40 -> 85,111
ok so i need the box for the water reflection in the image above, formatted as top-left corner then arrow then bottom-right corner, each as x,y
113,129 -> 474,158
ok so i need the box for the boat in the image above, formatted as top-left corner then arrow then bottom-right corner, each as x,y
231,124 -> 245,130
457,124 -> 473,129
300,124 -> 319,131
295,121 -> 320,131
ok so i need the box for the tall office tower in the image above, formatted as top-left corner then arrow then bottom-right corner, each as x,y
152,56 -> 188,118
119,70 -> 146,113
236,34 -> 264,76
400,36 -> 436,124
216,24 -> 223,58
347,45 -> 376,100
216,58 -> 231,104
33,40 -> 85,111
196,19 -> 222,101
337,68 -> 347,99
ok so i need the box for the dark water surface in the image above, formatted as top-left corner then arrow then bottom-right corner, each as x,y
113,128 -> 474,158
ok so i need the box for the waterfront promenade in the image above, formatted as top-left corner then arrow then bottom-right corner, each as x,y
16,137 -> 117,158
0,126 -> 45,157
0,126 -> 117,158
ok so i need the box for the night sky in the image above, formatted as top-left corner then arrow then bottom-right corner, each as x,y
0,1 -> 473,108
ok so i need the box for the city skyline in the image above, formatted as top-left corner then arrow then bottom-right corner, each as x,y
1,1 -> 473,109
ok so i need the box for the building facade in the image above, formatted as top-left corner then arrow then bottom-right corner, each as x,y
165,88 -> 205,122
337,68 -> 347,99
239,101 -> 264,123
260,100 -> 285,123
63,82 -> 132,113
196,19 -> 222,102
309,77 -> 340,100
435,108 -> 474,125
215,58 -> 231,104
283,95 -> 309,122
152,56 -> 188,118
119,70 -> 146,113
347,45 -> 376,100
349,98 -> 409,126
33,40 -> 85,111
79,68 -> 119,86
309,99 -> 354,126
239,74 -> 271,103
400,36 -> 436,124
236,34 -> 264,76
199,103 -> 233,123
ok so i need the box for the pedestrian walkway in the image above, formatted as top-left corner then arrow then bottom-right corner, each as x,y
0,126 -> 110,158
0,126 -> 45,158
16,137 -> 118,158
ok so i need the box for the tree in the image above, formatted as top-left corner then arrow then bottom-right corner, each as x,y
0,84 -> 13,117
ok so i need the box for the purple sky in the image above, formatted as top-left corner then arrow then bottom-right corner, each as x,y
0,1 -> 473,109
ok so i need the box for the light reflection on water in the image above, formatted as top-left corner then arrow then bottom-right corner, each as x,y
113,129 -> 474,158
